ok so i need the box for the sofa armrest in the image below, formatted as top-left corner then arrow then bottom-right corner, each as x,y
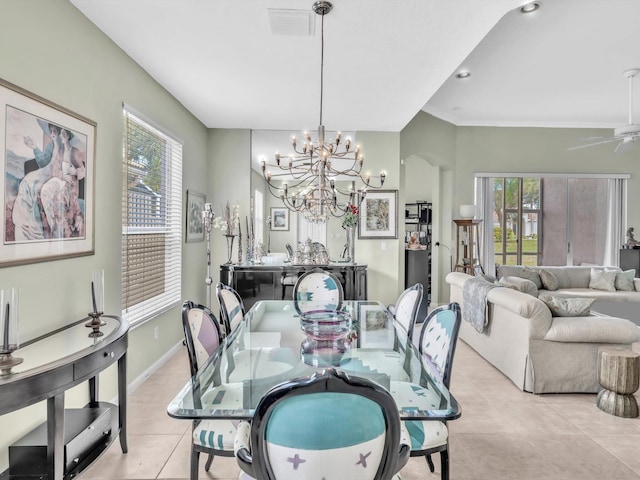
633,278 -> 640,292
446,271 -> 552,339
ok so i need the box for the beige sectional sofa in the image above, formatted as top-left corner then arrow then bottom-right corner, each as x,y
446,267 -> 640,394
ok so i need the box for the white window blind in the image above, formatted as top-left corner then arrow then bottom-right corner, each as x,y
122,109 -> 182,325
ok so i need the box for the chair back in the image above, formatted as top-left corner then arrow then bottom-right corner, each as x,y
392,283 -> 423,340
418,302 -> 462,387
293,268 -> 344,314
235,368 -> 409,480
216,282 -> 245,334
181,300 -> 224,376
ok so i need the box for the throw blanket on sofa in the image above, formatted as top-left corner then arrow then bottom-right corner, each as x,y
462,277 -> 500,333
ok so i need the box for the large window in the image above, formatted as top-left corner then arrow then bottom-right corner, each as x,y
477,174 -> 627,275
122,108 -> 182,325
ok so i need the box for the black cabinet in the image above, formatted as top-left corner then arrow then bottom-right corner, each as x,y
620,248 -> 640,276
404,202 -> 432,310
220,264 -> 368,310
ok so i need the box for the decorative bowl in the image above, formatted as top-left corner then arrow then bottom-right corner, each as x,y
300,310 -> 351,341
459,204 -> 476,219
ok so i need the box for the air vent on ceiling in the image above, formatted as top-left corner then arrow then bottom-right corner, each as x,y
268,8 -> 315,35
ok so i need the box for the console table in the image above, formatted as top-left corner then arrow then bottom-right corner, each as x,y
0,315 -> 128,480
220,264 -> 368,310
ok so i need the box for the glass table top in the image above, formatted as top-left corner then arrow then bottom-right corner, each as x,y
168,301 -> 460,421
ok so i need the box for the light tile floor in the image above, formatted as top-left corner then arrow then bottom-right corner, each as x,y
83,340 -> 640,480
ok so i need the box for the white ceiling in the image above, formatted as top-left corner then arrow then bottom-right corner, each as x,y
69,0 -> 640,133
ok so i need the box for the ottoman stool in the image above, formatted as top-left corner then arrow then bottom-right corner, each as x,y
596,347 -> 640,418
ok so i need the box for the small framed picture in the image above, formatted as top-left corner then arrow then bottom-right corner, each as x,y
358,190 -> 398,239
358,303 -> 395,349
270,207 -> 289,231
185,190 -> 205,242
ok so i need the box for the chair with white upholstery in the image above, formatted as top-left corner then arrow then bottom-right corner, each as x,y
387,283 -> 423,341
216,282 -> 245,335
234,368 -> 410,480
402,302 -> 462,480
293,268 -> 344,314
181,301 -> 240,480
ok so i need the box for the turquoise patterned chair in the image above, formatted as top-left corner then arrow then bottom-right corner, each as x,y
399,302 -> 461,480
234,368 -> 410,480
388,283 -> 423,340
293,268 -> 344,314
181,301 -> 241,480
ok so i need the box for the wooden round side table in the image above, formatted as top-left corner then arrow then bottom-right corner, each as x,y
596,347 -> 640,418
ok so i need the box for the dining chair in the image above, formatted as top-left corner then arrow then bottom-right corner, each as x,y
181,300 -> 240,480
402,302 -> 462,480
216,282 -> 245,335
387,283 -> 423,341
293,268 -> 344,314
234,368 -> 410,480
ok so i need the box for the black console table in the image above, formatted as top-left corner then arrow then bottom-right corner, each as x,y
220,263 -> 368,310
0,315 -> 128,480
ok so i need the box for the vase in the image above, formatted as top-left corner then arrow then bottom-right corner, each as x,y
346,226 -> 356,264
224,234 -> 236,264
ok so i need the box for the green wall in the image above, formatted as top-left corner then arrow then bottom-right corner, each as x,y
0,0 -> 208,468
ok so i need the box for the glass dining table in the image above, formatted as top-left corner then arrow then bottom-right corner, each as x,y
167,300 -> 461,422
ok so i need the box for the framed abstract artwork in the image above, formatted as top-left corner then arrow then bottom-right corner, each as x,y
0,78 -> 96,267
358,189 -> 398,239
185,190 -> 205,242
270,207 -> 289,231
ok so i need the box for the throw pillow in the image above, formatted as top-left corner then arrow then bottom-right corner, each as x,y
538,269 -> 559,291
498,276 -> 538,296
589,268 -> 616,292
539,294 -> 595,317
614,269 -> 636,291
522,267 -> 543,289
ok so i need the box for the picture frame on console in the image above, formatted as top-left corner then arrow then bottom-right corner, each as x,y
358,189 -> 398,239
0,78 -> 96,267
185,190 -> 205,243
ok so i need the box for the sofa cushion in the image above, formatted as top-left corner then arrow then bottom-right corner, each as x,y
614,269 -> 636,291
539,294 -> 594,317
497,266 -> 542,289
543,315 -> 640,343
498,276 -> 538,296
538,269 -> 559,291
589,268 -> 616,292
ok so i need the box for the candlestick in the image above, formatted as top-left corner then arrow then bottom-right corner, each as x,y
2,303 -> 9,352
91,281 -> 98,314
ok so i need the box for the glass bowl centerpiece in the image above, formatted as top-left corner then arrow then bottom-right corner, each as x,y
300,309 -> 352,367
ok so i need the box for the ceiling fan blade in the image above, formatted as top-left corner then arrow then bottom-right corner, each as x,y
567,138 -> 619,151
615,137 -> 636,154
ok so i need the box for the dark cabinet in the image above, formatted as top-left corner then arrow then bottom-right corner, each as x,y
404,202 -> 432,313
220,264 -> 368,310
620,248 -> 640,276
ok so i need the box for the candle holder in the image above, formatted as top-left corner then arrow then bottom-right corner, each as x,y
0,288 -> 22,376
86,271 -> 106,337
85,311 -> 106,338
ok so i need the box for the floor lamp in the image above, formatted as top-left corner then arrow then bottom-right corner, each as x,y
202,203 -> 214,308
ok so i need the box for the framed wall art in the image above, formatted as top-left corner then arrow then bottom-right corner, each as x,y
270,207 -> 289,231
0,78 -> 96,267
358,189 -> 398,239
185,190 -> 205,242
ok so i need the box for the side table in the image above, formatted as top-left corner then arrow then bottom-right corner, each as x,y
596,347 -> 640,418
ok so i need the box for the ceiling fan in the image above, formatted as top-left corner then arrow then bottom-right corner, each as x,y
568,68 -> 640,154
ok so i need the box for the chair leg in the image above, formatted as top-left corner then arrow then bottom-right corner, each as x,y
204,452 -> 215,471
190,447 -> 199,480
425,454 -> 435,473
440,449 -> 449,480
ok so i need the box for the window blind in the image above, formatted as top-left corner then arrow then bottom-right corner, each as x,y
122,110 -> 182,325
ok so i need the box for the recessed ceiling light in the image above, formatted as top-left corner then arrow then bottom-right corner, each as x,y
456,71 -> 471,79
520,1 -> 542,14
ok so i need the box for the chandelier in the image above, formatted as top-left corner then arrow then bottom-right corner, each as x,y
261,0 -> 386,224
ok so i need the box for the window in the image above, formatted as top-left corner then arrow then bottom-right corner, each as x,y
477,174 -> 627,275
122,108 -> 182,325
